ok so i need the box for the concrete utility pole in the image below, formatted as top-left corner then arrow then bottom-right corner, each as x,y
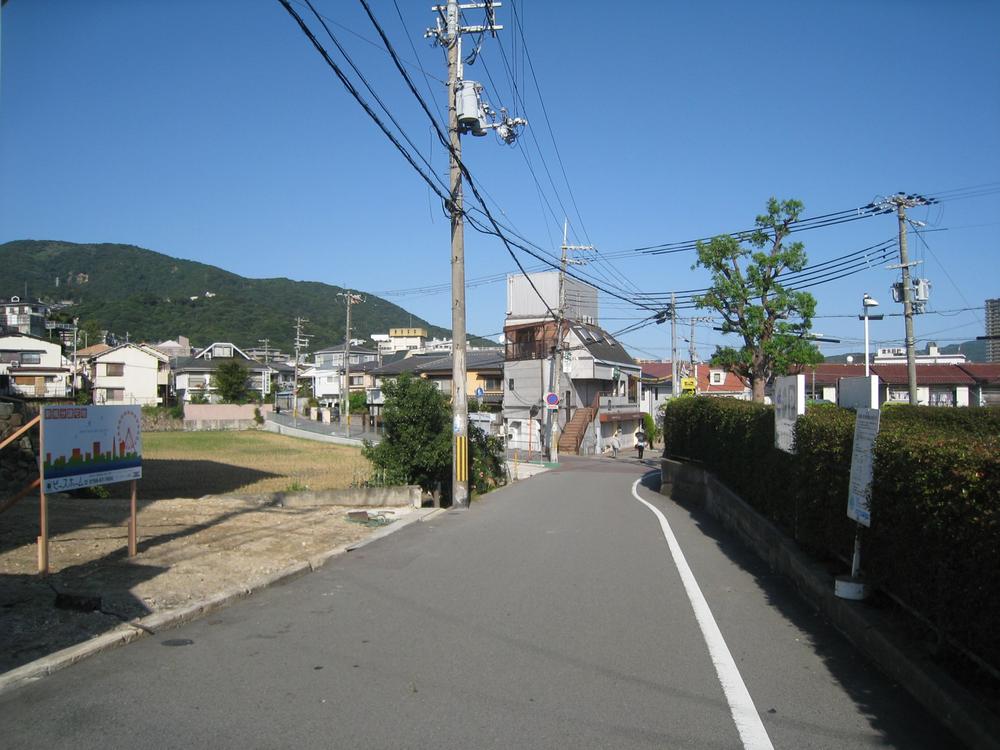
548,219 -> 591,463
258,338 -> 271,400
883,193 -> 932,405
670,293 -> 679,397
427,1 -> 519,508
292,317 -> 309,420
338,291 -> 364,430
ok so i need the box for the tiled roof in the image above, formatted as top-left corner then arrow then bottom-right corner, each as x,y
640,362 -> 673,381
415,349 -> 504,374
793,363 -> 867,386
570,323 -> 635,366
370,353 -> 442,376
956,363 -> 1000,385
871,364 -> 976,386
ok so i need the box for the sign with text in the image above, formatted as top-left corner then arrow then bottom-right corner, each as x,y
41,405 -> 142,493
846,408 -> 880,527
774,374 -> 805,453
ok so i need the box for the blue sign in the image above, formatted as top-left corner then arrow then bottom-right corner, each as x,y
475,387 -> 485,398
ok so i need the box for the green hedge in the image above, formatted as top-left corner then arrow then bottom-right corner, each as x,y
662,397 -> 1000,671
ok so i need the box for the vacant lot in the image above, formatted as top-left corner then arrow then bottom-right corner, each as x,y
106,431 -> 370,499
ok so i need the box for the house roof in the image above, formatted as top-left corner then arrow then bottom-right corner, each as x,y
792,363 -> 867,386
174,356 -> 268,373
956,363 -> 1000,385
569,323 -> 635,367
76,343 -> 111,357
313,345 -> 378,356
696,366 -> 748,393
370,353 -> 442,376
89,342 -> 169,362
870,364 -> 976,386
415,349 -> 505,374
640,362 -> 673,382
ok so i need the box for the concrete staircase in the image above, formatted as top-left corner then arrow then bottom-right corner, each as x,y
557,406 -> 594,455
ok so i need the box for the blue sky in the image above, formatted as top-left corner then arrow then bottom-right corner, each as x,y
2,0 -> 998,360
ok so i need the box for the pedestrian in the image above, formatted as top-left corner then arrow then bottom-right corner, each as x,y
635,426 -> 647,459
610,429 -> 621,458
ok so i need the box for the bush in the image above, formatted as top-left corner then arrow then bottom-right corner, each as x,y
662,397 -> 1000,672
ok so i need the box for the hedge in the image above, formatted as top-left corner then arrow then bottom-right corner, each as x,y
662,397 -> 1000,673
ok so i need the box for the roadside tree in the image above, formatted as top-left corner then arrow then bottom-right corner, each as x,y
214,360 -> 250,403
693,197 -> 823,401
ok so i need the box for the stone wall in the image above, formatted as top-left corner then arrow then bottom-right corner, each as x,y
0,401 -> 39,499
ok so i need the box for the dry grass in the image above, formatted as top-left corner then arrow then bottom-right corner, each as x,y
106,431 -> 371,499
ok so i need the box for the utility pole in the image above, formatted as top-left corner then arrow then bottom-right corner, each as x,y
548,219 -> 591,463
670,293 -> 679,397
338,291 -> 364,430
292,317 -> 309,420
427,1 -> 522,508
882,193 -> 932,405
258,338 -> 271,401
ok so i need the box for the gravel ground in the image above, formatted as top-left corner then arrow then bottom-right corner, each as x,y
0,491 -> 410,674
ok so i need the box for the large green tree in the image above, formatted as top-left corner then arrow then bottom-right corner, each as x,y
213,360 -> 250,403
693,198 -> 822,402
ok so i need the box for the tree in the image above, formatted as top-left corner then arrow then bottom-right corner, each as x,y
363,374 -> 452,493
214,360 -> 250,403
693,197 -> 823,402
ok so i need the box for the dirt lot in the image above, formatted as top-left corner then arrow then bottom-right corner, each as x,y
0,432 -> 410,676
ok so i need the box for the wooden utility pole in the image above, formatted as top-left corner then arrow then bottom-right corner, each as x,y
292,317 -> 309,420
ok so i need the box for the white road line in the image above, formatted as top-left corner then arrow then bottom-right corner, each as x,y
631,477 -> 775,750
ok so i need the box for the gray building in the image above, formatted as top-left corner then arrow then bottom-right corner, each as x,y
986,298 -> 1000,363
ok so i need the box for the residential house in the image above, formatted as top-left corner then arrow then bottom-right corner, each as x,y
152,336 -> 193,360
1,296 -> 49,338
305,345 -> 379,407
84,343 -> 170,406
174,342 -> 270,403
639,361 -> 673,418
872,364 -> 975,407
0,332 -> 70,399
365,352 -> 445,418
502,271 -> 641,457
958,363 -> 1000,406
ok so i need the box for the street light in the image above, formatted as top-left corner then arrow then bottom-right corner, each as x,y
859,294 -> 884,376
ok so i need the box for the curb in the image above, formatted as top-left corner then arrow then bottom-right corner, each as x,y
0,508 -> 436,696
660,459 -> 1000,750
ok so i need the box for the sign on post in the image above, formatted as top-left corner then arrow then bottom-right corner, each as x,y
774,374 -> 805,453
846,408 -> 880,527
42,405 -> 143,493
544,392 -> 560,410
838,375 -> 879,410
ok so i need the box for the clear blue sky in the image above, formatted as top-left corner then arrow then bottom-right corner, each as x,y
2,0 -> 998,360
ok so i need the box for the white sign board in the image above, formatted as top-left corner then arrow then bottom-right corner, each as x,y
774,374 -> 805,453
846,408 -> 880,527
839,375 -> 879,410
41,405 -> 143,493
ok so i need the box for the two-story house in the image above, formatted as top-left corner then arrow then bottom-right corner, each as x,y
84,343 -> 170,405
2,296 -> 49,337
174,342 -> 270,402
304,345 -> 380,407
0,332 -> 70,399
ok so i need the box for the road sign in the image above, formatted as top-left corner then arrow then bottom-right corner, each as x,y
681,377 -> 697,393
847,408 -> 880,527
475,387 -> 485,398
545,392 -> 560,410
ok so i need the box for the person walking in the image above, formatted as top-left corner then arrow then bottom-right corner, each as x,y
635,426 -> 647,459
610,429 -> 621,458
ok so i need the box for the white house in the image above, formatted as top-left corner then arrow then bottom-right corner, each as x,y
307,345 -> 379,406
174,342 -> 270,403
85,343 -> 170,406
0,332 -> 70,399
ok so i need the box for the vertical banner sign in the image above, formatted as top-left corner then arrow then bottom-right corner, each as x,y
846,408 -> 880,527
774,374 -> 805,453
41,405 -> 143,493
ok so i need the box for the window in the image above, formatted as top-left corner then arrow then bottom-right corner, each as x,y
508,378 -> 514,390
21,352 -> 41,365
105,388 -> 125,401
483,377 -> 502,391
105,363 -> 125,377
189,376 -> 207,388
710,370 -> 725,385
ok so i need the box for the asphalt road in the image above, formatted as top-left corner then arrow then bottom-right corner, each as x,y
0,456 -> 961,749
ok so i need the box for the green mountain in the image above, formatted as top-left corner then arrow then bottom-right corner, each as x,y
0,240 -> 464,352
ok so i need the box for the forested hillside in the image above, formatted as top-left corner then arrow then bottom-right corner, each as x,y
0,240 -> 460,351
